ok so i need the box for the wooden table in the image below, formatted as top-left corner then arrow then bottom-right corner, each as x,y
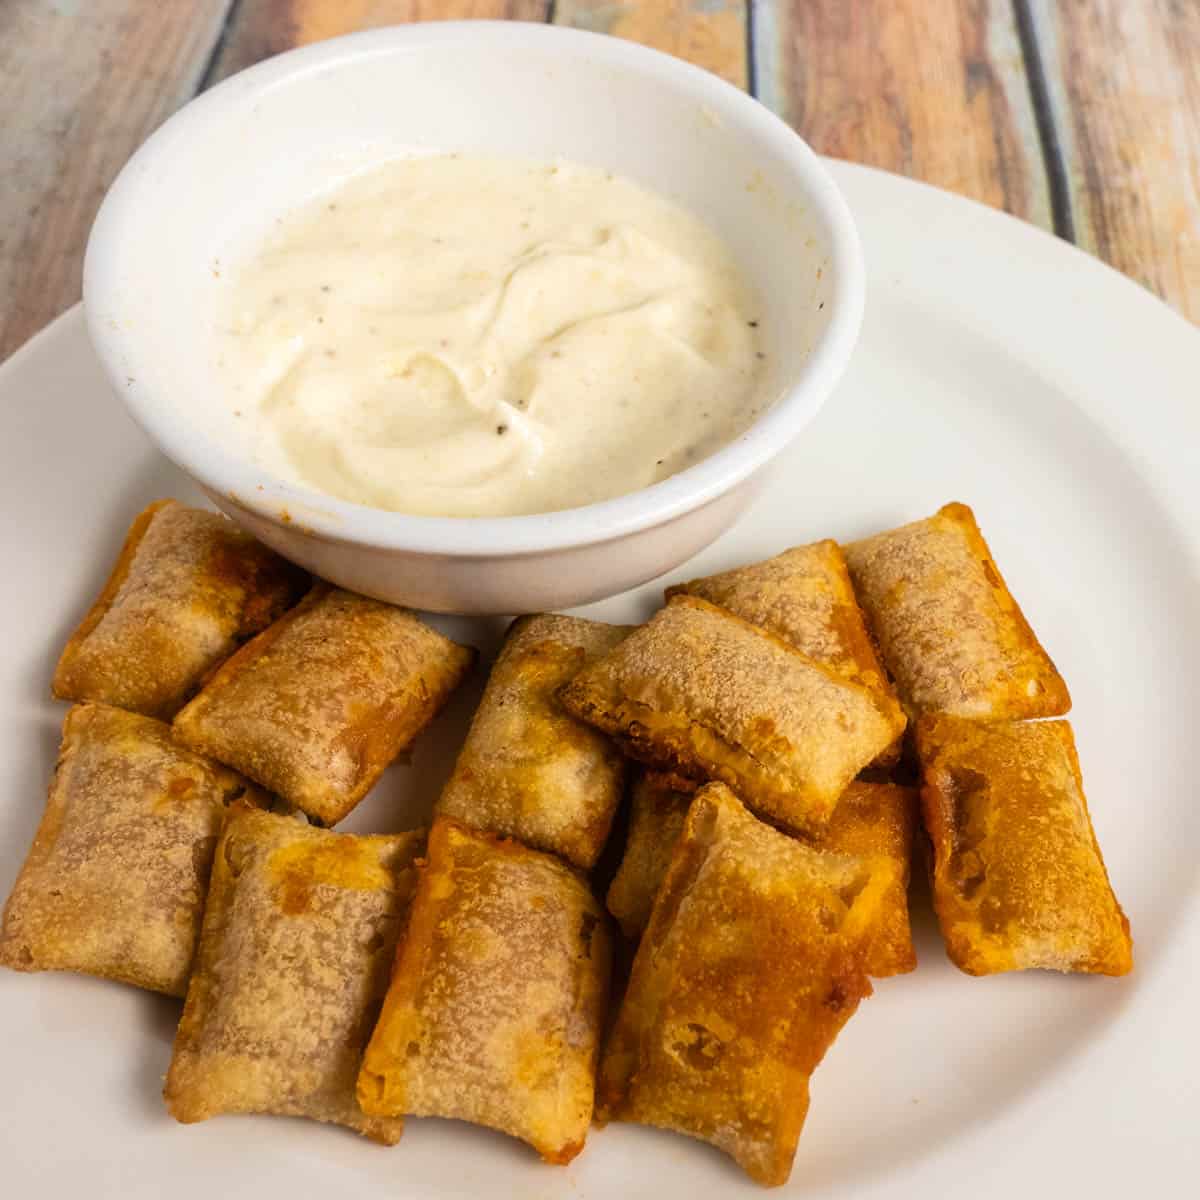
2,1 -> 1196,362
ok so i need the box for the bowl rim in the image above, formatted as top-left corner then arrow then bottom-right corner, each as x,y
83,20 -> 865,558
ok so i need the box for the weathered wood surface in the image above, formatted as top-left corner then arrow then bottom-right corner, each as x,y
1029,0 -> 1200,321
210,0 -> 550,82
554,0 -> 747,89
2,0 -> 1197,363
753,0 -> 1052,227
0,1 -> 235,361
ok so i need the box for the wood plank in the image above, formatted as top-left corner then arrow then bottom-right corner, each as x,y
210,0 -> 550,82
1029,0 -> 1200,321
0,1 -> 234,363
554,0 -> 747,89
753,0 -> 1052,226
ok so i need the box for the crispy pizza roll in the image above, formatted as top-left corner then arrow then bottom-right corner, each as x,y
605,771 -> 692,940
164,806 -> 421,1142
598,783 -> 887,1187
0,704 -> 266,996
916,715 -> 1131,976
666,540 -> 900,764
817,782 -> 917,977
604,776 -> 916,975
437,614 -> 629,868
560,595 -> 906,835
174,584 -> 475,825
53,500 -> 308,719
843,502 -> 1070,718
358,819 -> 611,1164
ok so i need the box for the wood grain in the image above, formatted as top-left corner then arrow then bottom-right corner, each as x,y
209,0 -> 549,82
1029,0 -> 1200,320
0,0 -> 234,362
3,0 -> 1198,364
554,0 -> 747,88
753,0 -> 1052,226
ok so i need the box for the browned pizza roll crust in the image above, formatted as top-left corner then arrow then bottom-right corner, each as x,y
916,715 -> 1131,976
436,614 -> 629,868
666,540 -> 900,764
843,502 -> 1070,719
559,595 -> 906,835
53,500 -> 309,719
598,783 -> 888,1187
358,819 -> 611,1165
604,775 -> 915,976
164,807 -> 421,1142
817,782 -> 917,977
605,771 -> 692,940
174,584 -> 475,825
0,704 -> 266,997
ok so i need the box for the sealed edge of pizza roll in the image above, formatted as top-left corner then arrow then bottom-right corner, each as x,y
559,593 -> 906,836
357,817 -> 611,1165
0,703 -> 268,997
164,805 -> 423,1142
437,613 -> 630,868
915,714 -> 1131,976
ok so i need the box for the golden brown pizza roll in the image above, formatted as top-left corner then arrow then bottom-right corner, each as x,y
436,614 -> 629,868
666,539 -> 900,764
560,595 -> 906,835
916,715 -> 1131,976
843,502 -> 1070,719
817,782 -> 917,977
598,782 -> 888,1187
174,584 -> 475,825
604,775 -> 915,976
0,704 -> 267,997
164,806 -> 421,1142
53,500 -> 309,719
605,771 -> 692,940
358,818 -> 611,1165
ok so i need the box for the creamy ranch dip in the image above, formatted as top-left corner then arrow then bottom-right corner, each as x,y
217,155 -> 764,517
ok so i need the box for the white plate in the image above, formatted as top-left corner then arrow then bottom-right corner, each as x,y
2,162 -> 1197,1198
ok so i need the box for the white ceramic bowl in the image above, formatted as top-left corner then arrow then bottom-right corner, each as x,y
83,21 -> 864,614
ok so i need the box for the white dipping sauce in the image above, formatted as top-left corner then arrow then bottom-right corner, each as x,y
217,155 -> 765,517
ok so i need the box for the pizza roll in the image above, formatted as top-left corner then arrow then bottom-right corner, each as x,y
53,500 -> 308,719
843,503 -> 1070,719
666,540 -> 900,764
604,775 -> 915,975
598,782 -> 887,1187
816,782 -> 917,977
605,771 -> 692,939
358,819 -> 611,1164
560,595 -> 906,835
437,614 -> 629,868
0,704 -> 266,996
916,715 -> 1131,976
164,806 -> 421,1142
174,584 -> 475,825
